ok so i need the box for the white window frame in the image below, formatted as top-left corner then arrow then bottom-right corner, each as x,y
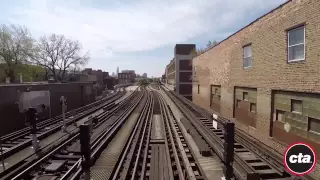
243,45 -> 252,68
287,25 -> 305,62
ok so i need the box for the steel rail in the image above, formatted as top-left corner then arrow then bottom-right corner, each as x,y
111,90 -> 153,180
7,88 -> 140,180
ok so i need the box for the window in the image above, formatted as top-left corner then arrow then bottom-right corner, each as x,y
243,45 -> 252,68
288,26 -> 305,62
309,117 -> 320,134
215,88 -> 218,94
197,84 -> 200,94
250,103 -> 256,113
243,92 -> 248,101
276,109 -> 285,123
236,99 -> 241,108
291,99 -> 302,114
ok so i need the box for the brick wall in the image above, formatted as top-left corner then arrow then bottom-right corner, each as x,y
193,0 -> 320,178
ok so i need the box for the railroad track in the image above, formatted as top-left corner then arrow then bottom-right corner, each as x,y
5,87 -> 142,180
162,85 -> 314,180
110,88 -> 153,180
71,87 -> 148,180
157,91 -> 207,180
1,88 -> 125,143
0,89 -> 126,160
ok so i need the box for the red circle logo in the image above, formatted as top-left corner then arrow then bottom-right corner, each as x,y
283,142 -> 317,176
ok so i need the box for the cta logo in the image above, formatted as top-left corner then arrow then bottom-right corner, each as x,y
284,142 -> 317,176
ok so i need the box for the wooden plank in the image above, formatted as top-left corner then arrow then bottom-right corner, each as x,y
255,169 -> 278,174
150,139 -> 165,144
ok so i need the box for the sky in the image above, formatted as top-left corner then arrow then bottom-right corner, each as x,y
0,0 -> 287,77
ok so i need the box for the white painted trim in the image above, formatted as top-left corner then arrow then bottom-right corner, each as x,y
287,25 -> 305,62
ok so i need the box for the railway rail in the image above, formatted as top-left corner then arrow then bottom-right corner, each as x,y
5,87 -> 142,180
0,89 -> 125,159
161,85 -> 315,180
59,85 -> 207,180
0,90 -> 126,177
157,91 -> 207,180
110,88 -> 153,180
1,88 -> 125,143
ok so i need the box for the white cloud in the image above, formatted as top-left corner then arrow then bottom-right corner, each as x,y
6,0 -> 286,76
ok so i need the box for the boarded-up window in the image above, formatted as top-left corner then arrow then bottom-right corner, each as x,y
309,117 -> 320,134
276,109 -> 285,123
243,92 -> 248,101
250,103 -> 256,113
236,100 -> 241,108
234,87 -> 257,127
272,91 -> 320,144
210,85 -> 221,112
291,99 -> 302,114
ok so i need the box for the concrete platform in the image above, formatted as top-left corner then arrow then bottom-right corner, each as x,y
158,89 -> 225,180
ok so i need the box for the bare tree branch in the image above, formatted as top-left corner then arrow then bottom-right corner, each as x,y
32,34 -> 90,81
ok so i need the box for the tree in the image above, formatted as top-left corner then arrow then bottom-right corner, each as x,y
0,24 -> 36,82
206,40 -> 218,49
196,47 -> 206,55
33,34 -> 89,81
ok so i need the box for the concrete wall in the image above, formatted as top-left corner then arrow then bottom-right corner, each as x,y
0,82 -> 95,136
193,0 -> 320,178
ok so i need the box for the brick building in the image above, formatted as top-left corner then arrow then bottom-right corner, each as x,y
165,44 -> 196,101
118,70 -> 136,84
192,0 -> 320,178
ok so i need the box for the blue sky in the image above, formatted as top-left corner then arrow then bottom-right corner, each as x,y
0,0 -> 286,77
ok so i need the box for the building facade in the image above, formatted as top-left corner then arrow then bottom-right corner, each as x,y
118,72 -> 135,84
192,0 -> 320,178
166,44 -> 196,101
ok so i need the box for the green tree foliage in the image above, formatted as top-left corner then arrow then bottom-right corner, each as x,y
138,78 -> 149,86
0,24 -> 36,82
0,63 -> 45,82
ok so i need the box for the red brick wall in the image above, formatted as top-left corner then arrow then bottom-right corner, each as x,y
192,0 -> 320,178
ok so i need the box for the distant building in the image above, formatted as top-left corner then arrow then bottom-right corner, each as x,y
118,72 -> 135,84
165,44 -> 196,101
142,73 -> 147,78
81,68 -> 109,85
161,74 -> 166,83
